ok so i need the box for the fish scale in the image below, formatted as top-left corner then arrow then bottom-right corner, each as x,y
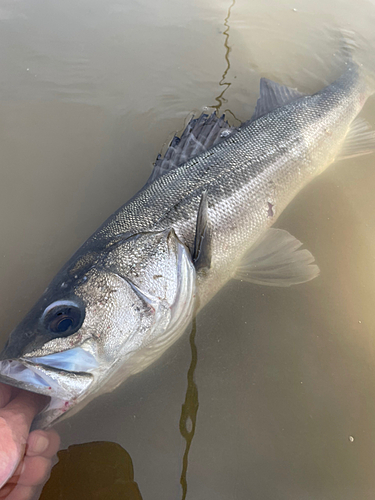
0,59 -> 374,429
88,64 -> 368,303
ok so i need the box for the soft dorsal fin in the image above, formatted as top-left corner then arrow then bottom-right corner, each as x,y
145,113 -> 236,187
251,78 -> 305,121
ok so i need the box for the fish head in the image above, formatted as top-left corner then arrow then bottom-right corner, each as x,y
0,229 -> 196,428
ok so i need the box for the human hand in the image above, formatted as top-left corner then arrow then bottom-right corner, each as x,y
0,383 -> 60,499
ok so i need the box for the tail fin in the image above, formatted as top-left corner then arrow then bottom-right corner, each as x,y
339,29 -> 359,64
336,28 -> 374,95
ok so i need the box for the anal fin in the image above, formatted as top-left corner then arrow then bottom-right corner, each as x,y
234,229 -> 319,287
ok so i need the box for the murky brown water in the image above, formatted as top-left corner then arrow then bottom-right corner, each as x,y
2,0 -> 375,498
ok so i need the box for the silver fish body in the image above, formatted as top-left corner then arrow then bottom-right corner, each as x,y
0,61 -> 373,428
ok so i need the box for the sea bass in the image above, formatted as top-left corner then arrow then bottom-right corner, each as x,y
0,60 -> 374,429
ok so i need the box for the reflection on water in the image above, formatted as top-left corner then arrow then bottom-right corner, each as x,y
179,3 -> 240,488
179,319 -> 199,500
210,0 -> 241,125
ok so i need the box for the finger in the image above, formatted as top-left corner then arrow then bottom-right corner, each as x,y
0,484 -> 35,500
26,430 -> 60,458
1,391 -> 49,431
0,417 -> 24,489
11,456 -> 51,487
8,459 -> 23,480
0,384 -> 17,409
0,390 -> 50,489
0,482 -> 14,498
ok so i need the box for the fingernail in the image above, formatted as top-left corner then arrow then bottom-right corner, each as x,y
32,435 -> 49,454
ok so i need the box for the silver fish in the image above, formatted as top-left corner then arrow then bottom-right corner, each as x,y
0,59 -> 374,429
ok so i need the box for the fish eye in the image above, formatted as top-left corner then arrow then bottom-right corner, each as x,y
42,300 -> 84,337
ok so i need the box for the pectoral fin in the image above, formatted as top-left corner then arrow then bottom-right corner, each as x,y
234,228 -> 319,287
192,191 -> 211,272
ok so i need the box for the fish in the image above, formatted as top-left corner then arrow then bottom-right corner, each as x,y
0,55 -> 374,429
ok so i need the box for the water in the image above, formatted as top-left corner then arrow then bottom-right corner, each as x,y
1,0 -> 375,498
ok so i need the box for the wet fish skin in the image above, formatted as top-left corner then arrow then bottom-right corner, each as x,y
92,63 -> 369,304
0,61 -> 373,428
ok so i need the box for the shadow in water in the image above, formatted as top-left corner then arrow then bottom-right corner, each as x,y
40,441 -> 143,499
210,0 -> 241,124
179,318 -> 199,500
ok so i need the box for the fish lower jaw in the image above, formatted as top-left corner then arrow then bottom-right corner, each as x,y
0,358 -> 93,428
31,396 -> 76,430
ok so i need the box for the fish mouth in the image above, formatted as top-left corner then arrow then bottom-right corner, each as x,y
0,347 -> 98,428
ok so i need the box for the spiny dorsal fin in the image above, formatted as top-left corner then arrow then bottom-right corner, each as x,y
145,113 -> 236,187
251,78 -> 305,121
192,191 -> 211,272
